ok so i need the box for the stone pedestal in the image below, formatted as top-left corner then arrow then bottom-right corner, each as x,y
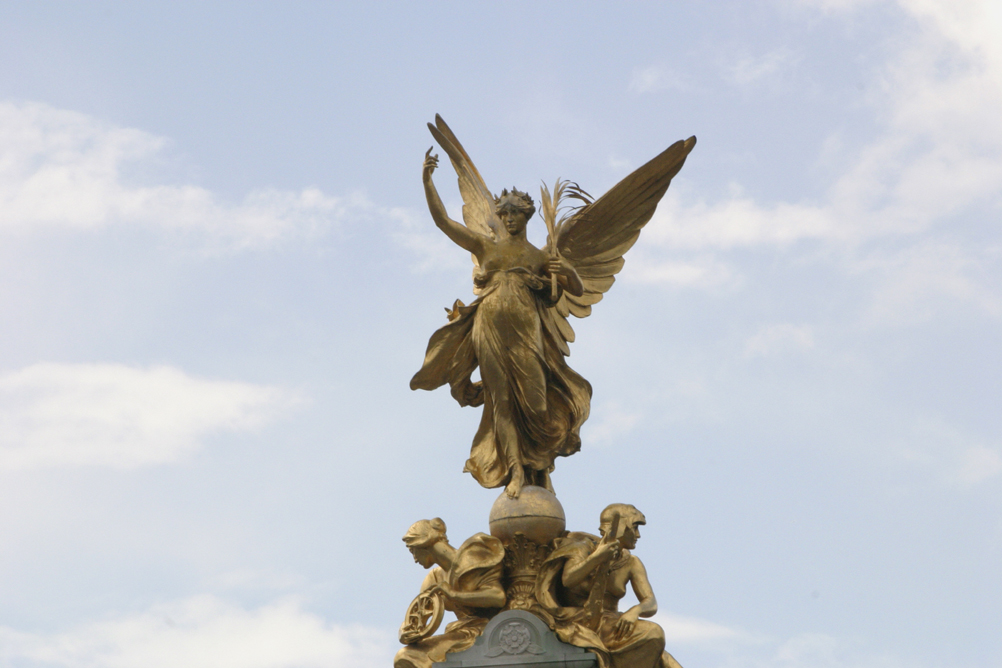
441,610 -> 596,668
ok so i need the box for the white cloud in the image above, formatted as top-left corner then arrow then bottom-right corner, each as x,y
0,101 -> 354,249
627,251 -> 738,289
656,620 -> 903,668
645,193 -> 836,251
768,632 -> 902,668
772,633 -> 844,668
635,0 -> 1002,326
609,156 -> 634,172
951,445 -> 1002,487
825,7 -> 1002,231
783,0 -> 880,15
726,48 -> 799,87
388,205 -> 473,274
629,66 -> 688,93
824,1 -> 1002,227
653,611 -> 759,645
744,324 -> 815,358
0,595 -> 392,668
900,417 -> 1002,488
0,362 -> 303,470
856,241 -> 1001,326
209,569 -> 307,593
584,401 -> 642,447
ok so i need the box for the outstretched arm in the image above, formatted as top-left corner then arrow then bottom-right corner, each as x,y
426,578 -> 505,609
423,148 -> 486,259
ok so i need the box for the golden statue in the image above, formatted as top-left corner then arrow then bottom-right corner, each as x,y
535,504 -> 683,668
394,518 -> 507,668
411,116 -> 696,498
395,116 -> 697,668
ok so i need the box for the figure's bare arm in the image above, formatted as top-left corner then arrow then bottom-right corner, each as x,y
612,556 -> 658,640
427,573 -> 505,609
423,149 -> 486,258
562,540 -> 619,589
628,557 -> 659,617
439,583 -> 505,609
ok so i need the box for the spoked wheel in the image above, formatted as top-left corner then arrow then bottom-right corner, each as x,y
398,590 -> 445,644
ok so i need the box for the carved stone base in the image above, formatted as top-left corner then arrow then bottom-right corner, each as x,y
441,610 -> 597,667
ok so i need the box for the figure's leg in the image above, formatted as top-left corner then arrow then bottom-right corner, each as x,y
661,651 -> 684,668
496,412 -> 524,498
394,645 -> 432,668
521,346 -> 548,422
483,372 -> 524,498
513,350 -> 549,496
601,616 -> 666,668
476,341 -> 527,497
538,468 -> 554,494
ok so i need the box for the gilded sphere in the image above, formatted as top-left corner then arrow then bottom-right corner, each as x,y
489,485 -> 566,545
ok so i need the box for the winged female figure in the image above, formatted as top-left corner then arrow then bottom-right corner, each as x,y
411,115 -> 695,498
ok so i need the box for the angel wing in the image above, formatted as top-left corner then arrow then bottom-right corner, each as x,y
427,114 -> 503,241
540,136 -> 696,353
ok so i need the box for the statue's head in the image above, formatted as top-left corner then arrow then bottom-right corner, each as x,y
402,517 -> 448,568
494,188 -> 536,235
599,503 -> 646,550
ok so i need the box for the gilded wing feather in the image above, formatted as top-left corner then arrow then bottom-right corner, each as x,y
428,115 -> 502,241
553,136 -> 696,320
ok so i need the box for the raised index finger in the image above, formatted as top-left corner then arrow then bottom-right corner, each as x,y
425,146 -> 434,158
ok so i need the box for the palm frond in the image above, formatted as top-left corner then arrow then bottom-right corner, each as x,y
541,179 -> 592,236
539,180 -> 558,253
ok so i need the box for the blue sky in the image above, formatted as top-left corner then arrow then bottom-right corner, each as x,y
0,2 -> 999,667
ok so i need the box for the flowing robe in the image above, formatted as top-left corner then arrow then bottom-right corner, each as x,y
535,533 -> 682,668
411,267 -> 592,489
394,533 -> 506,668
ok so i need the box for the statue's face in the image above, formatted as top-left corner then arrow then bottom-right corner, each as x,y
617,522 -> 640,550
408,545 -> 436,569
501,208 -> 528,235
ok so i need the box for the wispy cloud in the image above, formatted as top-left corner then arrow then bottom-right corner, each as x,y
900,416 -> 1002,488
655,615 -> 903,668
626,252 -> 738,290
0,595 -> 392,668
388,205 -> 473,274
584,401 -> 643,447
205,569 -> 311,595
855,241 -> 1001,326
744,323 -> 815,358
629,65 -> 688,94
0,363 -> 303,470
951,445 -> 1002,487
782,0 -> 880,15
725,48 -> 799,87
633,2 -> 1002,328
653,611 -> 759,645
644,193 -> 836,251
0,102 -> 356,250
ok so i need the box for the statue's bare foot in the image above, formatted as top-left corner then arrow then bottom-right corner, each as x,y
505,469 -> 524,498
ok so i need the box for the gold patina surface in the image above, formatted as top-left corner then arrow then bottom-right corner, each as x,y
395,116 -> 695,668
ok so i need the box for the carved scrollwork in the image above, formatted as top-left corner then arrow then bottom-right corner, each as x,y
502,532 -> 552,611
